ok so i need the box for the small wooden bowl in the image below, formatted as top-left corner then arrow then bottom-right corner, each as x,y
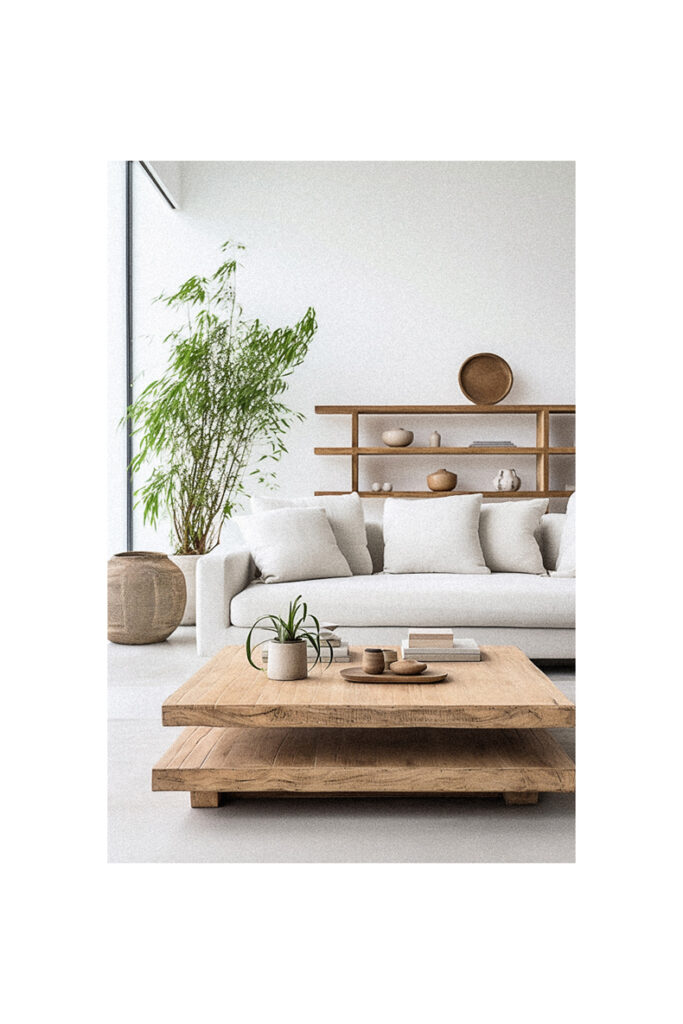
390,659 -> 427,675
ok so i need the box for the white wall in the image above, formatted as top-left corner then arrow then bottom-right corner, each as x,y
126,161 -> 574,552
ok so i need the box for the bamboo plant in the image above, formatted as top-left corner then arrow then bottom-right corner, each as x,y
125,242 -> 317,554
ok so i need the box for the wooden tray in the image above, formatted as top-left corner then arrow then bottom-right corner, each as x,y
458,353 -> 513,405
340,667 -> 449,684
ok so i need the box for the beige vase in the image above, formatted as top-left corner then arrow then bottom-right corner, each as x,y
427,468 -> 458,491
169,553 -> 201,625
266,639 -> 308,681
108,552 -> 186,645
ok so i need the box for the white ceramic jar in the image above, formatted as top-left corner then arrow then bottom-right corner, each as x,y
493,469 -> 521,491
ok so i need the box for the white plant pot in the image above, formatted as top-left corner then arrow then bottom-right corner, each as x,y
169,554 -> 202,625
267,639 -> 308,681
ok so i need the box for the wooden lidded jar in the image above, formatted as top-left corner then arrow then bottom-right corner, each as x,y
362,648 -> 385,674
108,551 -> 186,644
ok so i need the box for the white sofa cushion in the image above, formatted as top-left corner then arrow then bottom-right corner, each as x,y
236,508 -> 352,584
553,493 -> 576,577
251,493 -> 373,575
479,499 -> 549,574
383,494 -> 489,574
230,572 -> 575,629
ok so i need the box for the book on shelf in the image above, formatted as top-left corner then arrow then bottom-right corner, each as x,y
469,440 -> 517,447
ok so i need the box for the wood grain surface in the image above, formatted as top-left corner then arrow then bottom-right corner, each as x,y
161,645 -> 575,729
153,725 -> 575,795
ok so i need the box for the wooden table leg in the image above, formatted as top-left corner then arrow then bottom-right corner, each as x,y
190,791 -> 220,808
504,791 -> 539,805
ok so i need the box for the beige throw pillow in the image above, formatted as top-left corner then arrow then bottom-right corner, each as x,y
236,508 -> 352,583
479,499 -> 549,574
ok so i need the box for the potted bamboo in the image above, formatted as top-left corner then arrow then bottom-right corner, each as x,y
124,242 -> 317,624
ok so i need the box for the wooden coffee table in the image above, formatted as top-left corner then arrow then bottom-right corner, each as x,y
153,645 -> 575,807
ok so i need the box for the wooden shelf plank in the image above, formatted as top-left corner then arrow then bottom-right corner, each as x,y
314,490 -> 574,498
315,405 -> 576,415
314,447 -> 575,456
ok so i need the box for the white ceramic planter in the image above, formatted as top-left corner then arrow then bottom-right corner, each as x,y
169,553 -> 202,625
267,639 -> 308,681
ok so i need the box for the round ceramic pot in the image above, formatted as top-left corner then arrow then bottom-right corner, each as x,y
267,639 -> 308,681
108,551 -> 186,645
382,428 -> 414,447
493,469 -> 521,491
427,468 -> 458,492
169,553 -> 202,625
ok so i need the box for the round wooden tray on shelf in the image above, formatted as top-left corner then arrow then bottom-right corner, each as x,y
458,353 -> 513,404
340,667 -> 449,684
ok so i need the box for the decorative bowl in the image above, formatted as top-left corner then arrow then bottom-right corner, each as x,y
390,659 -> 428,675
382,428 -> 414,447
427,469 -> 458,492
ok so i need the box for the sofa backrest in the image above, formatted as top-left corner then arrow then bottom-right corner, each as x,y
363,509 -> 565,573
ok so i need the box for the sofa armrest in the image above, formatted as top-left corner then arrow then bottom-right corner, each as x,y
196,545 -> 254,656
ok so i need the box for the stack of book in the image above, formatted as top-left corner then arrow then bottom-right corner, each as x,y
261,628 -> 350,663
468,440 -> 517,447
400,628 -> 481,662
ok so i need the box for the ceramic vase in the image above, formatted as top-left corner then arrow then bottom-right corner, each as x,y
266,639 -> 308,680
169,553 -> 202,625
429,430 -> 441,447
427,468 -> 458,492
107,551 -> 186,645
493,469 -> 521,491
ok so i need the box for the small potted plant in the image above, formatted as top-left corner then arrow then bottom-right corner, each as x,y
246,595 -> 333,680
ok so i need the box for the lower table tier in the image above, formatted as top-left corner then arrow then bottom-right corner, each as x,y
153,726 -> 575,807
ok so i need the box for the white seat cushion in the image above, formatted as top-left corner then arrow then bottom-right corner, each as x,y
230,572 -> 575,629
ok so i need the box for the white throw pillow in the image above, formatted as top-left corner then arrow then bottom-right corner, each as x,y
236,508 -> 352,584
383,494 -> 490,574
251,493 -> 372,575
479,499 -> 549,574
553,493 -> 576,577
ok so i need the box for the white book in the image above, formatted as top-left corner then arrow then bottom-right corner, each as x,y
401,645 -> 481,662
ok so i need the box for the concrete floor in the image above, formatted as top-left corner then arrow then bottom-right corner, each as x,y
108,629 -> 575,863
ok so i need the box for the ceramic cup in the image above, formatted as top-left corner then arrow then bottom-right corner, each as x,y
382,649 -> 398,667
362,648 -> 385,674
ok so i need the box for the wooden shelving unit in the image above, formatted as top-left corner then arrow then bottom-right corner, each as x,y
315,404 -> 575,499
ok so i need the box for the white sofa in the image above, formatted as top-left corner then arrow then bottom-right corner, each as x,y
196,512 -> 574,660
